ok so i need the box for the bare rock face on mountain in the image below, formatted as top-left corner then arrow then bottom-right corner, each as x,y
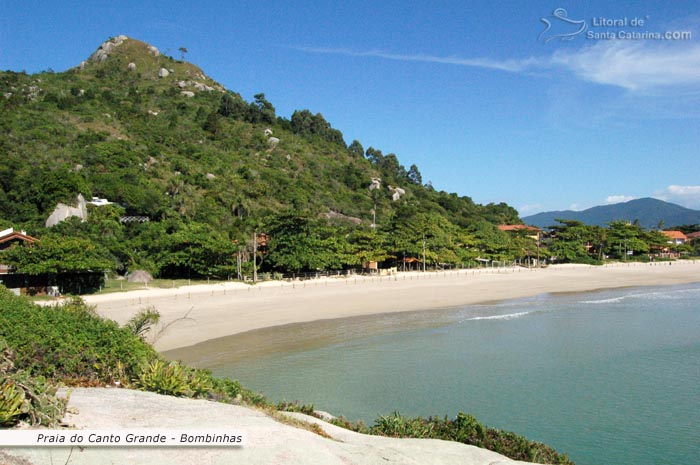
84,35 -> 160,67
45,194 -> 88,227
89,35 -> 129,63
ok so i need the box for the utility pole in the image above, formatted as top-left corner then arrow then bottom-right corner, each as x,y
253,230 -> 258,283
422,233 -> 426,272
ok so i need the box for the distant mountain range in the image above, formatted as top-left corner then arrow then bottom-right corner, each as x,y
522,198 -> 700,229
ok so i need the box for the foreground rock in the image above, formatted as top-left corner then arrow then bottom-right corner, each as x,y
3,388 -> 538,465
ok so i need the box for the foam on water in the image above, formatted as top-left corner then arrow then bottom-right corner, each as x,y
208,283 -> 700,465
466,310 -> 533,321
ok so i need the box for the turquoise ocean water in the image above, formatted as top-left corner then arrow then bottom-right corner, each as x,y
197,283 -> 700,465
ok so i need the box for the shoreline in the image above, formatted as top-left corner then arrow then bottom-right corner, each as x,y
83,261 -> 700,353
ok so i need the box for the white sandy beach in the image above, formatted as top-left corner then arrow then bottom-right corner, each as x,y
83,262 -> 700,352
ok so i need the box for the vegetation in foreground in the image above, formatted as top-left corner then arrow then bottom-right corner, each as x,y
278,402 -> 574,465
0,286 -> 573,463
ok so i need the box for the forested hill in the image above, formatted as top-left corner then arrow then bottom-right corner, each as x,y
0,35 -> 521,279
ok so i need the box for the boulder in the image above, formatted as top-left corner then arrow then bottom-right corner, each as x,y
88,36 -> 128,63
45,194 -> 88,227
158,68 -> 170,78
127,62 -> 136,70
181,91 -> 195,98
192,82 -> 214,92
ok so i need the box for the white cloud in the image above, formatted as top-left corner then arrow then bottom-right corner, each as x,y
550,41 -> 700,91
605,195 -> 636,204
294,39 -> 700,93
654,185 -> 700,209
518,203 -> 544,215
292,46 -> 540,73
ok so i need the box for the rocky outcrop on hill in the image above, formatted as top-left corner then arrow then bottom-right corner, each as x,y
89,35 -> 129,63
45,194 -> 88,227
84,35 -> 161,66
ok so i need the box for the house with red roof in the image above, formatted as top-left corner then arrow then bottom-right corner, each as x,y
498,224 -> 542,241
685,231 -> 700,241
0,228 -> 41,294
661,230 -> 688,245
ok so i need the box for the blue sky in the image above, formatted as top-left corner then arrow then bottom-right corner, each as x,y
2,1 -> 700,216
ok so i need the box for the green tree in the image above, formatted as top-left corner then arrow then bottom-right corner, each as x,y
3,235 -> 114,293
545,220 -> 597,263
348,140 -> 364,158
155,223 -> 237,279
605,220 -> 648,260
468,221 -> 512,262
407,164 -> 422,185
249,93 -> 276,125
3,236 -> 113,275
218,92 -> 248,119
264,213 -> 349,272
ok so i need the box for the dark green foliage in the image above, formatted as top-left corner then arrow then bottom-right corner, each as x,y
291,109 -> 345,146
218,92 -> 248,119
3,236 -> 113,275
0,289 -> 156,383
348,139 -> 364,158
369,412 -> 574,465
2,235 -> 113,293
543,219 -> 673,263
264,213 -> 350,272
0,287 -> 267,407
0,38 -> 537,281
277,400 -> 315,415
406,164 -> 422,185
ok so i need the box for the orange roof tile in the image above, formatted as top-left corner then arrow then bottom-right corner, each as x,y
661,230 -> 687,240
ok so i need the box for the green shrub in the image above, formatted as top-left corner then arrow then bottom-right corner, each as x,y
209,377 -> 242,401
329,416 -> 369,434
134,360 -> 189,396
0,338 -> 66,427
0,380 -> 27,425
134,361 -> 221,398
0,287 -> 157,383
186,368 -> 214,397
371,411 -> 435,438
277,400 -> 315,415
367,411 -> 574,465
124,306 -> 161,339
